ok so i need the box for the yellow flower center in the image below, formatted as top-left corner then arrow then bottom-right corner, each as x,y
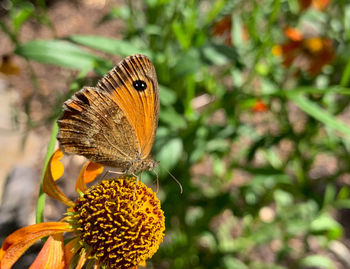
272,45 -> 282,56
304,37 -> 323,53
72,176 -> 165,268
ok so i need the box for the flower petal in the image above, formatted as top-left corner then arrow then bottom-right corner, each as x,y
0,222 -> 71,269
64,238 -> 80,266
75,162 -> 104,193
76,250 -> 86,269
43,149 -> 74,207
284,27 -> 303,41
50,149 -> 65,181
84,162 -> 104,184
29,234 -> 65,269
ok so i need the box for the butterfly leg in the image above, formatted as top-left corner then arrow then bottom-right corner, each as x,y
99,169 -> 108,180
103,169 -> 124,179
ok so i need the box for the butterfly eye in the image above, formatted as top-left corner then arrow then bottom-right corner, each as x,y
132,80 -> 147,91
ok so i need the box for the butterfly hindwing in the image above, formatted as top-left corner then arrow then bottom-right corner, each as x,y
57,87 -> 139,170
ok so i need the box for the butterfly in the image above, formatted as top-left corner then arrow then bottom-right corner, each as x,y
57,54 -> 159,174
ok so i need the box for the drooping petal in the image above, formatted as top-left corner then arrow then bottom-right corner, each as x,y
0,222 -> 71,269
64,237 -> 80,267
29,234 -> 65,269
75,162 -> 104,193
43,149 -> 74,207
50,149 -> 65,181
76,250 -> 87,269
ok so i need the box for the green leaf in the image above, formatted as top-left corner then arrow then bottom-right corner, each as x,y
232,15 -> 243,47
12,5 -> 34,33
274,189 -> 293,207
172,21 -> 191,50
160,107 -> 187,129
206,43 -> 237,62
323,184 -> 336,207
311,213 -> 343,239
287,93 -> 350,139
156,138 -> 183,172
222,256 -> 248,269
159,85 -> 177,106
205,0 -> 226,24
334,199 -> 350,209
300,255 -> 335,269
271,86 -> 350,96
340,59 -> 350,87
173,49 -> 202,78
15,40 -> 111,70
99,6 -> 131,23
201,45 -> 229,65
70,35 -> 149,56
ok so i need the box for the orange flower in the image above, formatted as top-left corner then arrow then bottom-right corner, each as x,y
252,100 -> 268,113
272,28 -> 335,76
212,15 -> 249,45
284,27 -> 303,42
0,150 -> 165,269
212,16 -> 232,45
299,0 -> 331,11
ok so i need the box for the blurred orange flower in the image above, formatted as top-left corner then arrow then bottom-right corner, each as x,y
272,28 -> 335,76
252,100 -> 268,113
299,0 -> 331,11
212,15 -> 249,45
0,150 -> 165,269
212,16 -> 232,45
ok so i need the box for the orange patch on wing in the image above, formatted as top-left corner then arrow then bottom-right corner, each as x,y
66,101 -> 84,112
111,83 -> 156,156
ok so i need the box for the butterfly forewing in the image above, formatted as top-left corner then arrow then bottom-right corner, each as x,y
97,54 -> 159,157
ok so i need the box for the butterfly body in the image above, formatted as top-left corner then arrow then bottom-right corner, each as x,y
57,54 -> 159,174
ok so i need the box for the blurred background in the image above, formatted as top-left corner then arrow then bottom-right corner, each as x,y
1,0 -> 350,268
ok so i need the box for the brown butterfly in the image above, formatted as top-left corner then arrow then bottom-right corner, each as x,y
57,54 -> 159,174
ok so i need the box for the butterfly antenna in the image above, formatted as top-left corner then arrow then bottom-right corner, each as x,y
165,168 -> 183,194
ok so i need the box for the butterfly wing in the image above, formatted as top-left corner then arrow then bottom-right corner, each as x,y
57,54 -> 159,168
97,54 -> 159,158
57,87 -> 140,169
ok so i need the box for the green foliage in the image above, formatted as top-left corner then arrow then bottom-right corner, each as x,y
2,0 -> 350,268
